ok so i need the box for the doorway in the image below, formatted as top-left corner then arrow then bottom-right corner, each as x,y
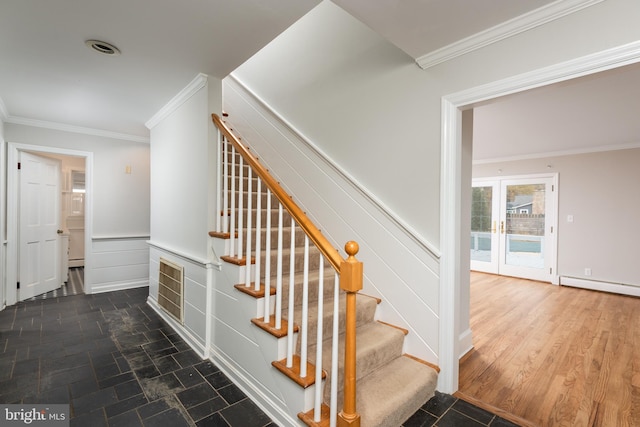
438,42 -> 640,394
471,175 -> 557,282
6,143 -> 93,306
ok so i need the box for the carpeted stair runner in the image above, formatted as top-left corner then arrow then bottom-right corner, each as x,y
216,142 -> 438,426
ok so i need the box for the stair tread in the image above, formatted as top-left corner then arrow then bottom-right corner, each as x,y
356,355 -> 438,427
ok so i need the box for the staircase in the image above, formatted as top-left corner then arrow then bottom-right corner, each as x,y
210,113 -> 438,426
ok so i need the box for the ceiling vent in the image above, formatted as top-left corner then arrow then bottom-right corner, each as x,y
85,39 -> 121,56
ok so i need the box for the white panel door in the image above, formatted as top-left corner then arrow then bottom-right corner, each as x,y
19,152 -> 62,300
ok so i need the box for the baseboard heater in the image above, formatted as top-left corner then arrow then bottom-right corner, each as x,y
561,276 -> 640,298
158,258 -> 184,324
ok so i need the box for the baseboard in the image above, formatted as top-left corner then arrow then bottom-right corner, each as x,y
208,347 -> 301,427
146,296 -> 207,358
458,328 -> 473,359
90,279 -> 149,294
560,276 -> 640,297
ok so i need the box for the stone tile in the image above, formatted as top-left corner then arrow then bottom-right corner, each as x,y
174,366 -> 205,388
195,412 -> 230,427
220,398 -> 272,427
436,409 -> 487,427
143,408 -> 191,427
187,396 -> 227,423
176,382 -> 217,409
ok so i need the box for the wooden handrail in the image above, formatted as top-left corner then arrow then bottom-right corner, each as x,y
212,113 -> 362,426
212,113 -> 343,271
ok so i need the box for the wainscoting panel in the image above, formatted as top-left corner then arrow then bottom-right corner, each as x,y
148,244 -> 209,354
223,77 -> 441,363
89,236 -> 149,294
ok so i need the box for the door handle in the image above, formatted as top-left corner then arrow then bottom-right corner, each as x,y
57,229 -> 64,234
500,221 -> 505,234
491,221 -> 496,234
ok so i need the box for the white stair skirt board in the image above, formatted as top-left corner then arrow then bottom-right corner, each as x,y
560,276 -> 640,298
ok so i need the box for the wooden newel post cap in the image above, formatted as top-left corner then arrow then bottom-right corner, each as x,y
340,241 -> 363,293
345,241 -> 359,258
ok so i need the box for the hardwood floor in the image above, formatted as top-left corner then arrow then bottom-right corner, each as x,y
459,272 -> 640,427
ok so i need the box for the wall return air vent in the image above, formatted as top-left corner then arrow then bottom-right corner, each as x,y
158,258 -> 184,324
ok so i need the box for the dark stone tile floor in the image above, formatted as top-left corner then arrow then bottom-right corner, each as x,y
0,284 -> 519,426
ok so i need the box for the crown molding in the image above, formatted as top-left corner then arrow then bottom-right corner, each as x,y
145,73 -> 209,129
473,140 -> 640,165
4,115 -> 149,143
416,0 -> 605,69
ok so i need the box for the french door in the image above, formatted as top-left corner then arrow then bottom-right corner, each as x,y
470,175 -> 557,282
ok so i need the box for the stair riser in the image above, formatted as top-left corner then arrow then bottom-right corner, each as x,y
259,246 -> 326,275
278,268 -> 337,309
226,208 -> 294,228
224,176 -> 268,194
226,188 -> 278,207
289,294 -> 378,352
233,226 -> 308,254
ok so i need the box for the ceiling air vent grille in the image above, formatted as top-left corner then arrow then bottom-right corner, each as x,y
158,258 -> 184,324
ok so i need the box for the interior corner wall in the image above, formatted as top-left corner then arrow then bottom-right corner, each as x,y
147,76 -> 222,354
4,124 -> 150,295
472,147 -> 640,288
149,84 -> 212,259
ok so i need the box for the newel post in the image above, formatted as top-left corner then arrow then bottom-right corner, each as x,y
338,241 -> 363,427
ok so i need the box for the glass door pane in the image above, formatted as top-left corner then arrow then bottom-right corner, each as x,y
497,177 -> 555,282
470,181 -> 499,274
503,183 -> 545,269
471,186 -> 493,262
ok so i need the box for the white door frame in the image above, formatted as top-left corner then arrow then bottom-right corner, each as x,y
6,142 -> 93,306
439,41 -> 640,393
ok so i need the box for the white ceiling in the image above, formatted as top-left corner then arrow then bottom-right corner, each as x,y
1,0 -> 637,159
0,0 -> 321,138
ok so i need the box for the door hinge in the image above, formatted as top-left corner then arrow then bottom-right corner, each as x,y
17,162 -> 21,170
552,184 -> 554,191
549,268 -> 552,274
17,281 -> 20,289
551,226 -> 554,233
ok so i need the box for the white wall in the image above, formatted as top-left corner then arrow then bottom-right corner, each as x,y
228,0 -> 640,391
147,74 -> 222,353
3,123 -> 150,294
473,148 -> 640,288
149,79 -> 218,259
5,124 -> 150,235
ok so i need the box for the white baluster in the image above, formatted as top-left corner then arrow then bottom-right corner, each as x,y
300,235 -> 309,378
286,218 -> 296,368
229,145 -> 236,257
275,203 -> 284,330
215,130 -> 222,233
222,140 -> 229,234
264,189 -> 272,323
244,167 -> 253,287
330,272 -> 339,427
237,155 -> 244,261
314,256 -> 324,422
254,178 -> 262,293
